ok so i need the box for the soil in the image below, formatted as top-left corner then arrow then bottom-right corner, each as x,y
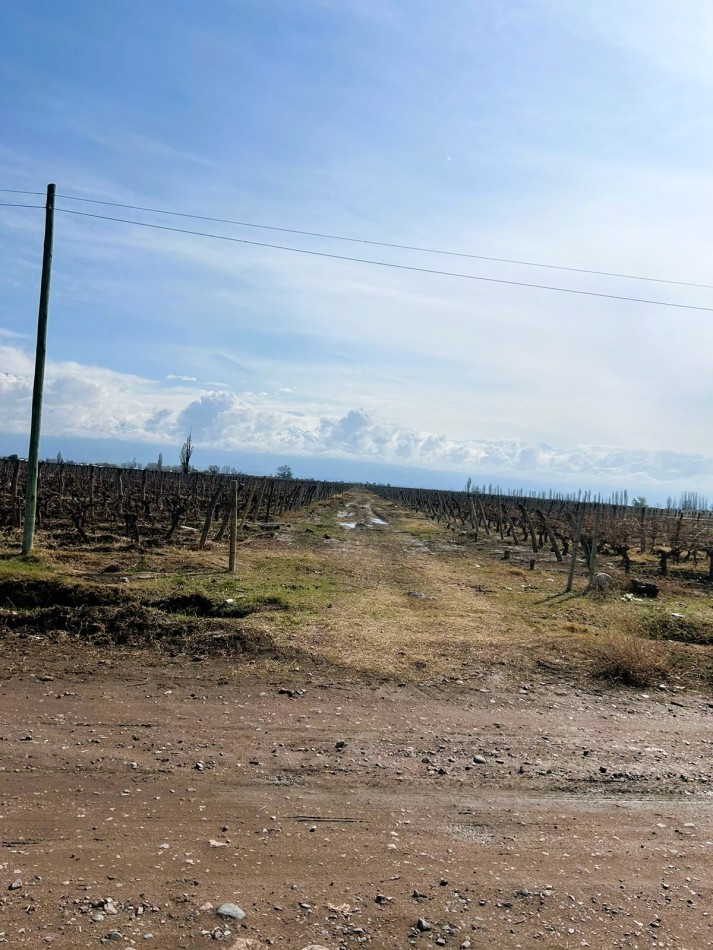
2,655 -> 713,949
1,492 -> 712,949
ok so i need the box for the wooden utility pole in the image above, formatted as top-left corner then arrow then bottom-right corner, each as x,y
22,183 -> 56,555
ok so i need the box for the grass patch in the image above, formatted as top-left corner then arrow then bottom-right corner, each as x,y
590,635 -> 671,687
636,611 -> 713,645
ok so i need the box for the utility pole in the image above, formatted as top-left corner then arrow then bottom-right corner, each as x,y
22,183 -> 56,555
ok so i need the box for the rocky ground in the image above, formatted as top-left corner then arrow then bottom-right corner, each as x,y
1,654 -> 712,949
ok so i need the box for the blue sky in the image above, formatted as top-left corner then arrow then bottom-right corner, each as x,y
1,0 -> 712,500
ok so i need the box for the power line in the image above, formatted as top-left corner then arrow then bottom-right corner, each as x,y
0,202 -> 44,209
0,188 -> 45,196
5,185 -> 713,291
54,206 -> 713,313
53,191 -> 713,291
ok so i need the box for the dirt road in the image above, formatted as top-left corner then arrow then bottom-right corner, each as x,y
1,655 -> 712,949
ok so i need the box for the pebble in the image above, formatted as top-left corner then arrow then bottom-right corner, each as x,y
416,918 -> 432,932
473,755 -> 487,765
216,903 -> 247,920
8,879 -> 22,891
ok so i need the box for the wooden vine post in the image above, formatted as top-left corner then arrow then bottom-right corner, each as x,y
566,507 -> 585,592
588,506 -> 601,584
228,480 -> 238,573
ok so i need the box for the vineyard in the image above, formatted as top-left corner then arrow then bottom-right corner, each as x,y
0,457 -> 341,549
2,458 -> 712,587
371,484 -> 713,583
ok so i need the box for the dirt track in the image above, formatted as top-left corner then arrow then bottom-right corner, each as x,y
1,655 -> 712,949
1,492 -> 712,948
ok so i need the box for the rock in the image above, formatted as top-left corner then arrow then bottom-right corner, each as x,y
473,755 -> 487,765
300,946 -> 333,950
630,578 -> 659,598
228,941 -> 265,950
216,903 -> 247,920
335,740 -> 346,749
589,572 -> 613,592
416,918 -> 432,932
8,879 -> 22,890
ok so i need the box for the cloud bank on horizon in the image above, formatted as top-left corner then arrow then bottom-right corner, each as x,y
1,344 -> 711,496
0,1 -> 712,496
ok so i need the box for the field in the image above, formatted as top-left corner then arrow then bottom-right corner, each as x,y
1,488 -> 712,948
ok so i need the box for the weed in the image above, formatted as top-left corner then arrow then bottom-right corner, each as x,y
591,635 -> 670,687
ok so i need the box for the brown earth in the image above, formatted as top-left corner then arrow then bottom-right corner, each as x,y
1,491 -> 712,949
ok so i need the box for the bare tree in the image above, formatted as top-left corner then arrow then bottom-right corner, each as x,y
179,431 -> 194,474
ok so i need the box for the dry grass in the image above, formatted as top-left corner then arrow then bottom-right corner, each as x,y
2,489 -> 711,689
590,635 -> 672,688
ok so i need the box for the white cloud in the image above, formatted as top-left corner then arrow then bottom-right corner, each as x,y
1,344 -> 711,494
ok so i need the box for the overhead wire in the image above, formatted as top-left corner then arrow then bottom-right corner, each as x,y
0,188 -> 45,196
4,188 -> 713,310
53,191 -> 713,291
53,206 -> 713,313
5,185 -> 713,292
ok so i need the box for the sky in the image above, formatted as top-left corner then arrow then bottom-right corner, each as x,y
1,0 -> 712,502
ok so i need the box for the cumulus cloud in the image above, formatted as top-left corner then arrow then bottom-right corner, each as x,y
0,344 -> 711,494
